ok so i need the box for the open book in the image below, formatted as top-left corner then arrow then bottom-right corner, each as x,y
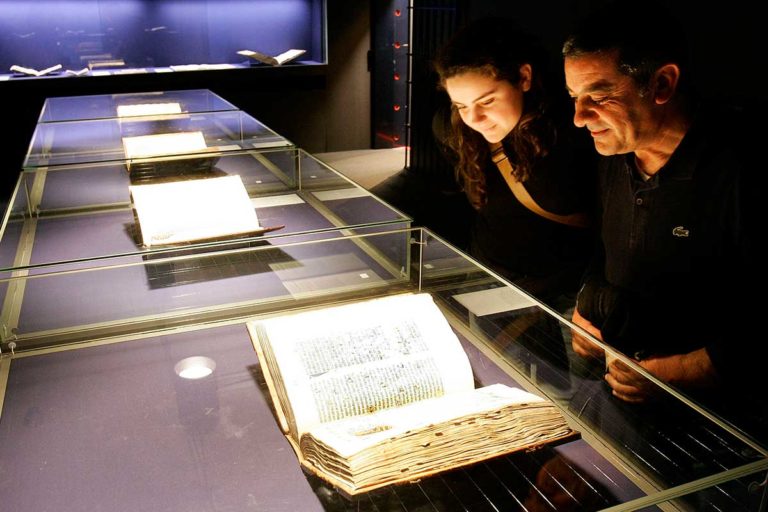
122,131 -> 208,161
122,131 -> 217,181
130,175 -> 283,247
116,102 -> 183,118
10,63 -> 62,77
246,293 -> 578,495
237,48 -> 306,66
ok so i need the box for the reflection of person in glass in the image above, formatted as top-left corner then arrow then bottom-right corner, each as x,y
563,1 -> 765,442
522,455 -> 615,511
432,17 -> 596,311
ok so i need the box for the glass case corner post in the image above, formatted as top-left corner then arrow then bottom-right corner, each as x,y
410,228 -> 428,291
372,1 -> 411,150
293,147 -> 302,190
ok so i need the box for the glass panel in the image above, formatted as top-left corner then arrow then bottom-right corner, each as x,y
621,464 -> 768,511
23,110 -> 293,169
0,228 -> 764,512
414,229 -> 768,510
0,227 -> 412,351
0,149 -> 411,272
38,89 -> 239,123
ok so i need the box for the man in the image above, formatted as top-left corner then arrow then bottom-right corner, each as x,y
562,3 -> 764,440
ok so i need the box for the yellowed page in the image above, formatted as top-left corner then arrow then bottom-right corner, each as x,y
129,175 -> 261,246
247,293 -> 474,439
116,102 -> 183,117
122,131 -> 207,159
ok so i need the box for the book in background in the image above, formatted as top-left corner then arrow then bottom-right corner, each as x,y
10,63 -> 62,77
237,48 -> 306,66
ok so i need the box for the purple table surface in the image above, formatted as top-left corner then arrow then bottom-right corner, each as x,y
0,322 -> 646,512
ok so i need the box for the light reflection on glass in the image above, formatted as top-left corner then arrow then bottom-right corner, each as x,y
174,356 -> 216,379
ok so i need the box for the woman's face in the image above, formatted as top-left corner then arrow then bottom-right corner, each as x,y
444,65 -> 531,143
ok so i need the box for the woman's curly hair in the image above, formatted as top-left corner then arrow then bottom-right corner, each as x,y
434,18 -> 558,209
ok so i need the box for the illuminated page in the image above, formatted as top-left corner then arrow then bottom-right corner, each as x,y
248,293 -> 474,439
116,102 -> 183,117
237,48 -> 305,65
300,384 -> 575,493
129,175 -> 261,246
122,131 -> 207,159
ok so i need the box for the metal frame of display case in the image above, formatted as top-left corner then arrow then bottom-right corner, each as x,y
0,226 -> 766,511
0,92 -> 412,351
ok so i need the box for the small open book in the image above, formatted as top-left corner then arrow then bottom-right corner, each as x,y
247,293 -> 578,495
10,64 -> 62,77
237,48 -> 306,66
130,175 -> 282,247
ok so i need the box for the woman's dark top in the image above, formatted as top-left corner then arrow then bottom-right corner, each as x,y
472,125 -> 596,303
434,109 -> 597,306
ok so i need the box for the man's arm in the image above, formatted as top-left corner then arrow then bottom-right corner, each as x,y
604,348 -> 719,403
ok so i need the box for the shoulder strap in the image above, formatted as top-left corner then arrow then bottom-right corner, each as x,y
489,142 -> 589,228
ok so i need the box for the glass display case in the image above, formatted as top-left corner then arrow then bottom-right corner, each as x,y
1,90 -> 411,286
23,109 -> 293,170
0,0 -> 326,80
0,227 -> 765,511
37,89 -> 240,123
1,147 -> 411,273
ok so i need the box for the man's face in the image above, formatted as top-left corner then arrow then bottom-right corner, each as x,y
565,51 -> 656,155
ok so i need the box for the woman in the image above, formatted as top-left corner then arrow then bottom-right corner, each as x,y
433,18 -> 596,309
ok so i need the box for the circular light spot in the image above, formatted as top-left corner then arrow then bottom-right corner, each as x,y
175,356 -> 216,380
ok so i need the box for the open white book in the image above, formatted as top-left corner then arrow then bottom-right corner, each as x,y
10,63 -> 62,77
122,131 -> 213,179
247,293 -> 578,495
237,48 -> 306,66
130,175 -> 281,247
122,131 -> 208,160
116,102 -> 183,118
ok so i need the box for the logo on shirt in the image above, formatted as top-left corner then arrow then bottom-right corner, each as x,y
672,226 -> 690,238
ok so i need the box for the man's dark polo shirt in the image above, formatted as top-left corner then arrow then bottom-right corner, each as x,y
577,103 -> 762,389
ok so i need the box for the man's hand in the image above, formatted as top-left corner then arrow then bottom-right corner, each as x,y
606,349 -> 718,403
571,308 -> 605,359
605,358 -> 657,403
